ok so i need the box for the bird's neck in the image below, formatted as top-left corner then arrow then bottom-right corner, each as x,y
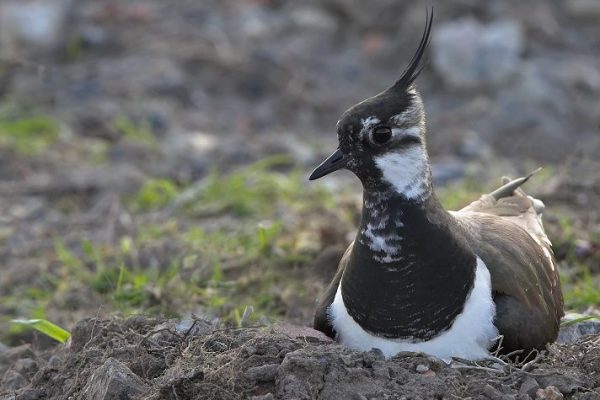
356,185 -> 467,259
340,187 -> 477,340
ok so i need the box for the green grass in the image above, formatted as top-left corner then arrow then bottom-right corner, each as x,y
113,116 -> 157,146
2,159 -> 342,329
0,107 -> 59,155
132,178 -> 180,211
6,159 -> 599,343
11,319 -> 71,343
562,266 -> 600,310
437,175 -> 484,210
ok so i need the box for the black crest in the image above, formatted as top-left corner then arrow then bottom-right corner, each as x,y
389,9 -> 434,92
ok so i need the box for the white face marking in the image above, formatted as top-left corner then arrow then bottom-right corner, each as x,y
329,258 -> 498,360
374,147 -> 431,200
360,116 -> 380,133
391,126 -> 421,140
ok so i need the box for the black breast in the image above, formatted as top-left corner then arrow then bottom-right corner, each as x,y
341,196 -> 477,340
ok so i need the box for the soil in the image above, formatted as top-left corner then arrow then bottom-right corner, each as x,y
1,0 -> 600,398
1,317 -> 599,400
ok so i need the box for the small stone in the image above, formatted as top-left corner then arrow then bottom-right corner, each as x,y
416,364 -> 429,373
519,377 -> 540,397
536,386 -> 564,400
81,358 -> 148,400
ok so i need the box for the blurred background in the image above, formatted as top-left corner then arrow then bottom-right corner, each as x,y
1,0 -> 599,346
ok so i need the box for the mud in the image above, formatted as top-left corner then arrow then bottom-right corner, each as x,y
1,317 -> 599,399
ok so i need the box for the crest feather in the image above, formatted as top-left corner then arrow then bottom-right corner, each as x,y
390,9 -> 434,91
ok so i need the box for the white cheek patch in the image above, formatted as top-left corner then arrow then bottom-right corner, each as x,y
391,126 -> 421,140
374,147 -> 430,200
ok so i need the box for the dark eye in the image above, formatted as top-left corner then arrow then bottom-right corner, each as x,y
370,126 -> 392,144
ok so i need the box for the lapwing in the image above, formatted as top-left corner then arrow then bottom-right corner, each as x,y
308,11 -> 563,360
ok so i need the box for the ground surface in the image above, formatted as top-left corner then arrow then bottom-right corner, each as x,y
1,0 -> 600,398
2,317 -> 600,399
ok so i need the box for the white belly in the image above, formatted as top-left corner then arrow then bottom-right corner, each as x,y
329,257 -> 498,360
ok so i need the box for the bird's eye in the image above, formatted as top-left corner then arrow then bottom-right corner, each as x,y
370,126 -> 392,144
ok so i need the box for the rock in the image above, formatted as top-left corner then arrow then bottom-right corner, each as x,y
536,386 -> 563,400
245,364 -> 280,382
174,319 -> 213,336
557,314 -> 600,344
0,0 -> 70,57
1,370 -> 28,391
416,364 -> 429,373
80,358 -> 148,400
432,18 -> 523,89
519,377 -> 540,398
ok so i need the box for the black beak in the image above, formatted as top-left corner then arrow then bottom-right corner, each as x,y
309,148 -> 347,180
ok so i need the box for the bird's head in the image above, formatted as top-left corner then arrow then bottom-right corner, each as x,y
310,11 -> 433,202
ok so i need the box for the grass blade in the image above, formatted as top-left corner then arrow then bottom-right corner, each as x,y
11,319 -> 71,343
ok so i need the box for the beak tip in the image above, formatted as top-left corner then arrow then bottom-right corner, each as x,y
308,148 -> 346,182
308,171 -> 320,181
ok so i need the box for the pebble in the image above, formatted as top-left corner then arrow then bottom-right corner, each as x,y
80,358 -> 148,400
415,364 -> 429,373
536,386 -> 563,400
519,377 -> 540,397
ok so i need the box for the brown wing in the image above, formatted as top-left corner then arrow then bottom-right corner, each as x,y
455,182 -> 563,353
313,243 -> 353,338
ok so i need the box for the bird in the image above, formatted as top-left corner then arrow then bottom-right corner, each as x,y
308,10 -> 563,360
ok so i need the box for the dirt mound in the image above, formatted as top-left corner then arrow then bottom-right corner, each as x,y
1,317 -> 599,399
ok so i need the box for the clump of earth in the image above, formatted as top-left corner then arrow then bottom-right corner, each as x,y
1,317 -> 599,399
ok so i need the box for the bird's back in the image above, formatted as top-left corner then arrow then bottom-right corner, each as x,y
453,177 -> 563,353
